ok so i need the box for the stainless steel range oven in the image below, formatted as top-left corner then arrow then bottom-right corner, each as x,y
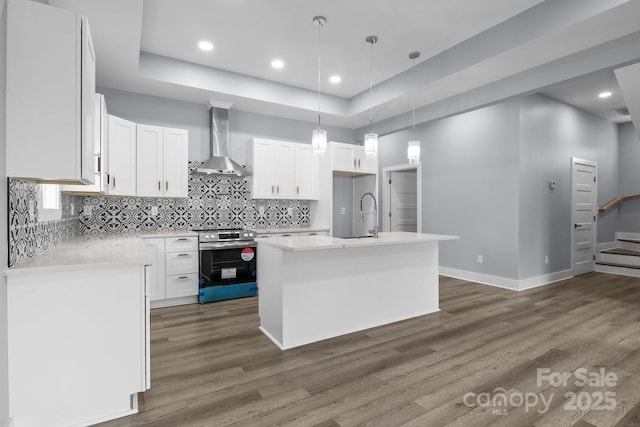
197,229 -> 257,303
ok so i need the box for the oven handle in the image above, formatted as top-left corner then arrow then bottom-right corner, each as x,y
199,241 -> 257,250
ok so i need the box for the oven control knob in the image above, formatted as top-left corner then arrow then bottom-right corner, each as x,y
205,234 -> 210,239
248,233 -> 254,238
244,232 -> 248,237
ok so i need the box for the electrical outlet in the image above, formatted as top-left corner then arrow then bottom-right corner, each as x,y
287,207 -> 293,216
151,206 -> 159,216
545,255 -> 549,265
83,205 -> 92,217
341,207 -> 346,215
28,200 -> 35,221
70,204 -> 75,215
477,255 -> 483,264
259,206 -> 265,215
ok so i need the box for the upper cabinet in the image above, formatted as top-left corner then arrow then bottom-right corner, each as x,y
136,125 -> 189,198
330,141 -> 378,176
63,94 -> 109,195
107,115 -> 137,196
246,138 -> 318,200
7,0 -> 95,184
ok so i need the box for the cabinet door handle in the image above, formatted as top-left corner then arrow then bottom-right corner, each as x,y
353,159 -> 356,168
358,159 -> 361,168
296,186 -> 299,195
97,156 -> 101,173
176,238 -> 189,241
277,185 -> 280,194
177,276 -> 189,280
176,253 -> 191,257
272,185 -> 275,194
158,181 -> 161,191
112,176 -> 116,188
166,181 -> 169,191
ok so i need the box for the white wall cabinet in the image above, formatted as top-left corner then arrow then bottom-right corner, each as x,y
63,94 -> 109,194
145,235 -> 199,307
247,138 -> 318,200
7,0 -> 96,184
107,115 -> 137,196
137,125 -> 189,198
330,141 -> 378,175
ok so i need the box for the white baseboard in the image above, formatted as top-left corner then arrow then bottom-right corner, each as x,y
439,267 -> 574,292
150,295 -> 198,309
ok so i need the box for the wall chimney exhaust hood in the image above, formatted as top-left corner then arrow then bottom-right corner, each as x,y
194,101 -> 250,177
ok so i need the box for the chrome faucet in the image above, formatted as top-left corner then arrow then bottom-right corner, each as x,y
359,192 -> 379,238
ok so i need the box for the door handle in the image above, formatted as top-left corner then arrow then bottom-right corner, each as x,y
574,223 -> 580,228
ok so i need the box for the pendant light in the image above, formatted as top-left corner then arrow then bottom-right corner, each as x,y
364,35 -> 378,158
407,51 -> 421,164
312,16 -> 327,157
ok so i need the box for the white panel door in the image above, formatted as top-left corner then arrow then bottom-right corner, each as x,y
136,125 -> 164,197
571,158 -> 597,276
390,170 -> 418,232
163,127 -> 189,198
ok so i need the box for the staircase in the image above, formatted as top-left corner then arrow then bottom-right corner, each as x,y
596,232 -> 640,277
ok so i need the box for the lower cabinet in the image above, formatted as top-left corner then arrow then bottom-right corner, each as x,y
145,235 -> 199,308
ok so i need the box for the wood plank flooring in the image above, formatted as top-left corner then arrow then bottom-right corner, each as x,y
97,273 -> 640,427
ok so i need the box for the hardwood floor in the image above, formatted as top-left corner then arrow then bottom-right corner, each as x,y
97,273 -> 640,427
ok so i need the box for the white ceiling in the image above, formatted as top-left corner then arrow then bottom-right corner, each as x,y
49,0 -> 640,131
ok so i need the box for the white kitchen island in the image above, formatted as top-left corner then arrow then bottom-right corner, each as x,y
256,232 -> 458,350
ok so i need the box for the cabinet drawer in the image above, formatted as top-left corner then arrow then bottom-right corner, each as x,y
165,251 -> 198,275
165,236 -> 198,253
166,273 -> 198,298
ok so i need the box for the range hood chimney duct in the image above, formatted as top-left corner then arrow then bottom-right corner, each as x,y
194,102 -> 250,177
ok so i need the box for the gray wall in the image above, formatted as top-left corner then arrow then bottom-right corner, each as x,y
617,121 -> 640,232
377,94 -> 621,281
518,94 -> 619,278
98,87 -> 355,165
332,176 -> 354,238
1,0 -> 9,424
379,100 -> 521,279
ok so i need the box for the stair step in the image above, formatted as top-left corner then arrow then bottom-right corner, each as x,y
601,248 -> 640,257
618,238 -> 640,244
596,261 -> 640,270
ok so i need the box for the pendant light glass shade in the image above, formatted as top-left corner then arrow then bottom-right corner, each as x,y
407,51 -> 421,163
312,16 -> 327,157
407,140 -> 420,164
364,133 -> 378,158
312,129 -> 327,155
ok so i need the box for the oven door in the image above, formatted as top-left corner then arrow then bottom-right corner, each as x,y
199,241 -> 257,289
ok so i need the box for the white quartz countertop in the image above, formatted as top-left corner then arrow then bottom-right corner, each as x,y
253,227 -> 330,235
140,230 -> 198,239
255,232 -> 459,251
5,235 -> 151,276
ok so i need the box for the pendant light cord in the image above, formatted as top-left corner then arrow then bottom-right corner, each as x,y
369,40 -> 374,134
317,19 -> 322,130
412,56 -> 416,140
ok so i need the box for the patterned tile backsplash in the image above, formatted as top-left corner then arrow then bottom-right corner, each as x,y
8,178 -> 80,267
7,162 -> 311,266
78,162 -> 310,235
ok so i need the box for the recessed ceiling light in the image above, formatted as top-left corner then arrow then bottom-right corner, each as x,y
271,59 -> 284,69
598,91 -> 612,99
198,41 -> 213,51
329,75 -> 342,84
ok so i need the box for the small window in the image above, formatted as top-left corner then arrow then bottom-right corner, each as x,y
38,184 -> 62,222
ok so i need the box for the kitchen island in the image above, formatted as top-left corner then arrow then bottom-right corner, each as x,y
256,232 -> 458,349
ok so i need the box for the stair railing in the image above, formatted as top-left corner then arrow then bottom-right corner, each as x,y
599,194 -> 640,213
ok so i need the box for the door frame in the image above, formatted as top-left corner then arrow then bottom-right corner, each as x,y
570,157 -> 598,275
382,163 -> 422,233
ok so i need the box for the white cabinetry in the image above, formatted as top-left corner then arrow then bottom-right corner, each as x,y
145,235 -> 199,307
7,0 -> 96,184
107,115 -> 137,196
6,264 -> 148,426
330,141 -> 377,175
63,94 -> 109,194
247,138 -> 318,200
136,125 -> 189,198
